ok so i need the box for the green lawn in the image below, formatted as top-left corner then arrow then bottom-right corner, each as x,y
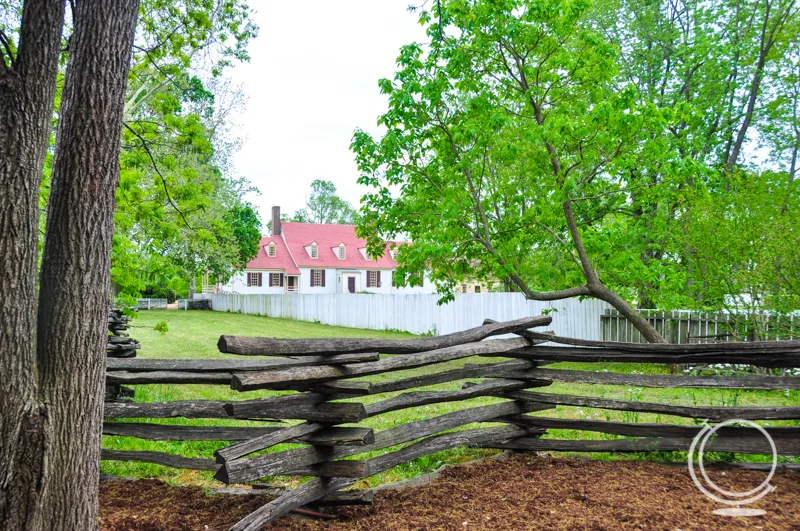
102,310 -> 799,487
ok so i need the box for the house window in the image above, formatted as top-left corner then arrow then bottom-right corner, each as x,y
310,244 -> 318,259
267,243 -> 276,257
247,272 -> 261,287
269,273 -> 282,287
474,285 -> 481,293
367,270 -> 381,288
338,244 -> 346,260
311,269 -> 325,287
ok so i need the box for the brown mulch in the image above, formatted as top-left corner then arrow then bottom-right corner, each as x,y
100,456 -> 800,530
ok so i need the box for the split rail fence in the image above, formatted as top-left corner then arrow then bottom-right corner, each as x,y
103,316 -> 800,530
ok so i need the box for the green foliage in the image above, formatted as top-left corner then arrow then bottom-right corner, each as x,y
12,0 -> 262,302
108,0 -> 261,300
154,321 -> 169,335
353,0 -> 800,313
292,179 -> 358,225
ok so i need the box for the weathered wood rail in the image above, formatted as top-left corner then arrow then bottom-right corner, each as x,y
101,316 -> 800,531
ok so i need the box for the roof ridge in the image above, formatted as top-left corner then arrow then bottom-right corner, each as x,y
280,232 -> 300,272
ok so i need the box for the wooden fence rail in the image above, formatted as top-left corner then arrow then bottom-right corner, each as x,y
102,315 -> 800,530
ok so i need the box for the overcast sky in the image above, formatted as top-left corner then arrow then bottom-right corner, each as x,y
226,1 -> 428,223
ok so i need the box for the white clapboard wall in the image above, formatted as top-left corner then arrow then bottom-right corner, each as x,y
201,293 -> 613,339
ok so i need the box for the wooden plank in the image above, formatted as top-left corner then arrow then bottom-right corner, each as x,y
229,477 -> 356,531
102,422 -> 375,445
104,393 -> 365,422
106,371 -> 233,384
223,400 -> 367,424
105,352 -> 380,372
315,489 -> 374,506
500,389 -> 800,421
104,400 -> 232,419
363,379 -> 549,417
100,449 -> 218,471
525,331 -> 800,352
303,428 -> 375,446
287,425 -> 532,478
505,416 -> 800,439
219,316 -> 550,356
367,360 -> 535,395
231,338 -> 531,391
217,400 -> 553,484
102,423 -> 279,441
215,422 -> 324,463
508,345 -> 800,368
524,368 -> 800,390
487,436 -> 800,455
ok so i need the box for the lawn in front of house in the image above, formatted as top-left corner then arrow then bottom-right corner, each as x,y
102,310 -> 800,487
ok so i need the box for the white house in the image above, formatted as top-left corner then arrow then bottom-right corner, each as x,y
223,206 -> 435,295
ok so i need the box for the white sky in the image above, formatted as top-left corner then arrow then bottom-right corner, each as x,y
227,1 -> 428,223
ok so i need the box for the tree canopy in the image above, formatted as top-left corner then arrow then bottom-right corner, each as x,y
353,0 -> 800,337
292,179 -> 358,225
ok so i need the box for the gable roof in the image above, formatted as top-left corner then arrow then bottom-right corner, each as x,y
244,222 -> 400,272
246,235 -> 301,274
282,222 -> 398,269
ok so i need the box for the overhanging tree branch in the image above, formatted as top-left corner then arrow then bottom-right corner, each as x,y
123,122 -> 194,231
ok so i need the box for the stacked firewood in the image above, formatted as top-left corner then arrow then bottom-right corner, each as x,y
107,308 -> 140,358
105,308 -> 139,402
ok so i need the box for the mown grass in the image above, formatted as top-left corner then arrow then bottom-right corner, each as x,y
102,310 -> 800,487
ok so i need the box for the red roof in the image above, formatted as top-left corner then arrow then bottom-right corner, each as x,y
244,222 -> 398,272
246,235 -> 301,274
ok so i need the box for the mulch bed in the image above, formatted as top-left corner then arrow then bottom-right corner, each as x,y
100,456 -> 800,530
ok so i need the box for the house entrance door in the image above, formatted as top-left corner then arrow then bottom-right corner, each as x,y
347,277 -> 356,293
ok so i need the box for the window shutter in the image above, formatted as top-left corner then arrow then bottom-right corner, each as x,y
280,273 -> 284,287
321,270 -> 326,287
392,271 -> 396,287
247,273 -> 252,287
258,272 -> 263,286
377,271 -> 381,287
310,270 -> 315,287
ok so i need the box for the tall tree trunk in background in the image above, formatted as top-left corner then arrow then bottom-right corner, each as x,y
188,274 -> 197,300
0,0 -> 66,528
36,0 -> 139,528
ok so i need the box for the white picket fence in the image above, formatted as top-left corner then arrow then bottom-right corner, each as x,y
199,293 -> 613,338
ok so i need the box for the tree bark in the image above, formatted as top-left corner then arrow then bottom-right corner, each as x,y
34,0 -> 140,529
0,0 -> 66,528
188,273 -> 197,300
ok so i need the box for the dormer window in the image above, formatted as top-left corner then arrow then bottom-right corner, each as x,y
267,242 -> 276,257
310,243 -> 318,259
338,244 -> 346,260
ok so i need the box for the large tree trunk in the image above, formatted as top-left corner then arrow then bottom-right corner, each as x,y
1,0 -> 139,529
0,0 -> 66,528
35,0 -> 139,528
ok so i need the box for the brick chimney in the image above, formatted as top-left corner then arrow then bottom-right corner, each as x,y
271,206 -> 281,236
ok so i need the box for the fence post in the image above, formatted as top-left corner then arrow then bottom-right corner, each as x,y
147,298 -> 150,311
